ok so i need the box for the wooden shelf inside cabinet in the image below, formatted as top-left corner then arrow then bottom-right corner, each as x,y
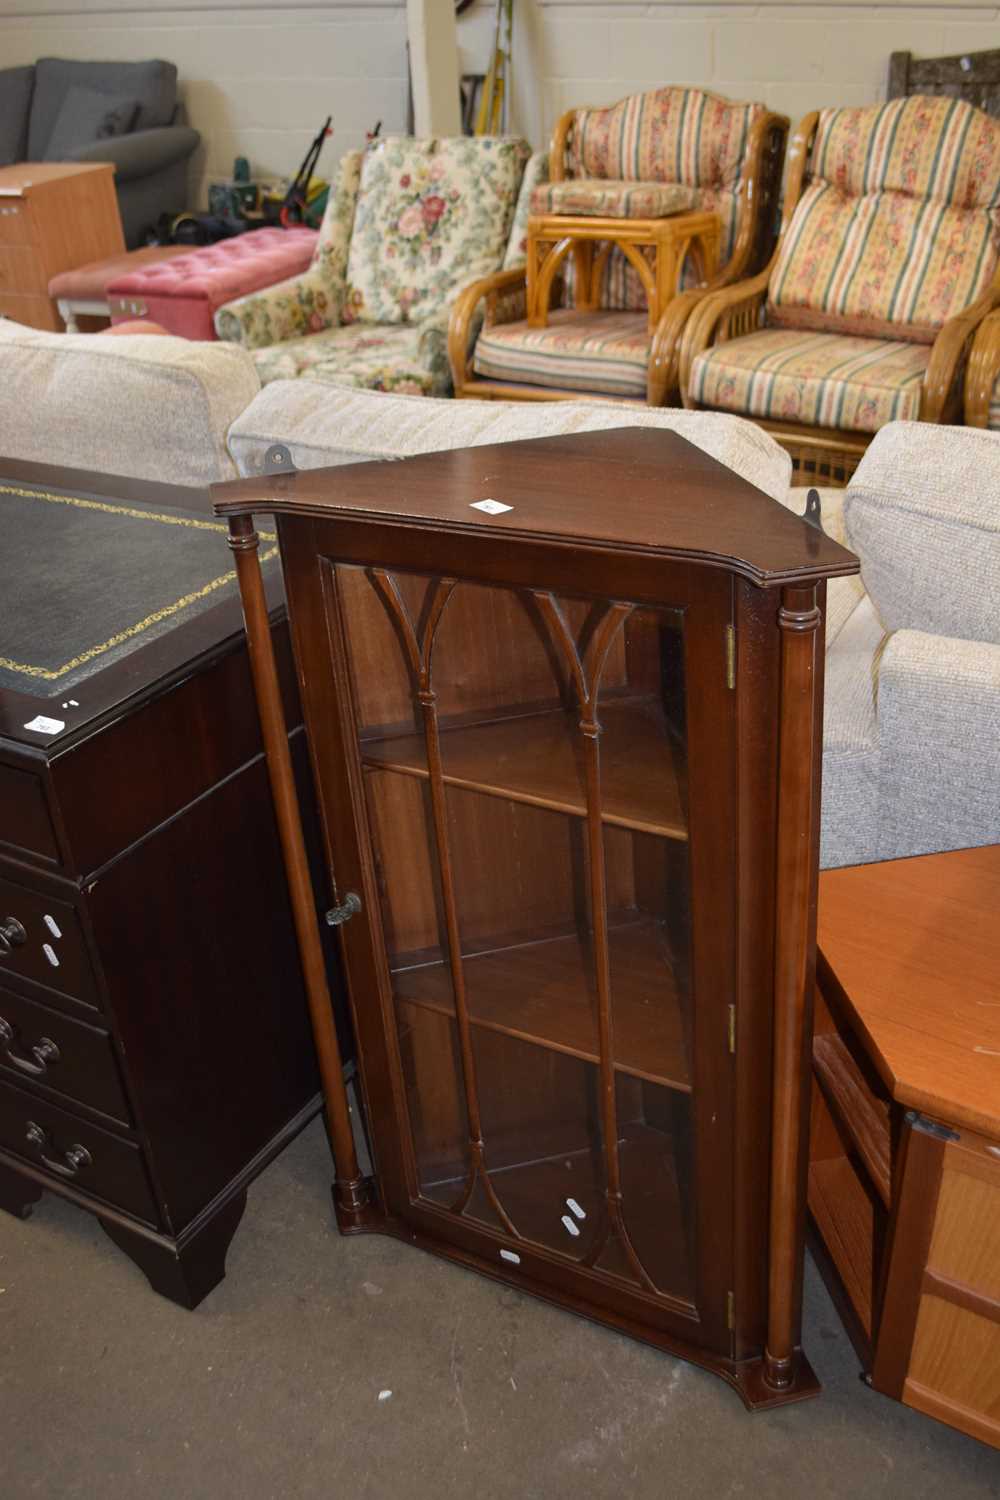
362,698 -> 688,840
393,916 -> 691,1091
813,1033 -> 891,1208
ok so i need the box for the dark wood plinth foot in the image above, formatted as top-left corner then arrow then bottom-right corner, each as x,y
0,1160 -> 44,1220
332,1177 -> 384,1234
99,1191 -> 248,1310
735,1349 -> 822,1410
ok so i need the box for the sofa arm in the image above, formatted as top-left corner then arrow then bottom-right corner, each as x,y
215,266 -> 341,351
876,629 -> 1000,861
68,125 -> 201,183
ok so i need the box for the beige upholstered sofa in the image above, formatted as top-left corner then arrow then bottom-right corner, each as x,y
0,319 -> 259,485
821,422 -> 1000,868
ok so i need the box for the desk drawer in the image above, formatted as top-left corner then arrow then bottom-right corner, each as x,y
0,1078 -> 157,1224
0,200 -> 32,247
0,763 -> 60,865
0,873 -> 97,1008
0,984 -> 130,1125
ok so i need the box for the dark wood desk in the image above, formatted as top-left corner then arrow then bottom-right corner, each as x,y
0,459 -> 337,1306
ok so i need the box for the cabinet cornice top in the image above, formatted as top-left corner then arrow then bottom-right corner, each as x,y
212,428 -> 859,587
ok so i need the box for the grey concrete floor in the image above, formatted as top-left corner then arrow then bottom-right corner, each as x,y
3,1116 -> 999,1500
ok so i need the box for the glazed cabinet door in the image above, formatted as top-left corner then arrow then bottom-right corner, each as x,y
303,547 -> 738,1358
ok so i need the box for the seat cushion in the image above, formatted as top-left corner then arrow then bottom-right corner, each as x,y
344,135 -> 530,326
473,310 -> 649,397
530,180 -> 696,220
251,321 -> 450,397
844,421 -> 1000,644
48,244 -> 190,301
689,328 -> 930,433
768,97 -> 1000,343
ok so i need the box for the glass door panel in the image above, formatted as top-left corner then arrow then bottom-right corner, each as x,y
340,565 -> 696,1301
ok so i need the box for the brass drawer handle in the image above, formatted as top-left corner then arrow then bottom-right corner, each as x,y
0,1016 -> 60,1076
0,917 -> 27,957
25,1120 -> 91,1179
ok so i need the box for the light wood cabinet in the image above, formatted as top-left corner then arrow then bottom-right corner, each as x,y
0,163 -> 124,330
812,845 -> 1000,1450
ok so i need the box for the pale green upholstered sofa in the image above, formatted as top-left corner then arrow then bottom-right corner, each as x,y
0,319 -> 259,486
213,135 -> 534,398
820,421 -> 1000,868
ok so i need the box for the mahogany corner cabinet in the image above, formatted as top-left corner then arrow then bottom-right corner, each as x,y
212,428 -> 858,1410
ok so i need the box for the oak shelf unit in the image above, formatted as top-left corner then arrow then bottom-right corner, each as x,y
213,427 -> 858,1410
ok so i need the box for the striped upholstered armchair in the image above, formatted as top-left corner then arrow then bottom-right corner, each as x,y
682,96 -> 1000,484
448,88 -> 788,405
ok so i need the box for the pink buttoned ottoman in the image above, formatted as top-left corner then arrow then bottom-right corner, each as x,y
106,227 -> 318,340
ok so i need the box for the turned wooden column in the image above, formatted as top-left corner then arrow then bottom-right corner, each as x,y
766,582 -> 824,1388
226,513 -> 369,1217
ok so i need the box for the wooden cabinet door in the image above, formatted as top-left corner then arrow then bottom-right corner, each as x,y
286,527 -> 739,1358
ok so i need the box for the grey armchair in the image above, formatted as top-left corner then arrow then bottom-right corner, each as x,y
0,58 -> 199,246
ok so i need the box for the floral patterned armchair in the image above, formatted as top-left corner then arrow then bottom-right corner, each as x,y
448,88 -> 788,406
682,96 -> 1000,484
214,135 -> 531,396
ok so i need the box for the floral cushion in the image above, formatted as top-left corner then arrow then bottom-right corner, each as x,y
768,97 -> 1000,342
344,135 -> 531,325
252,318 -> 450,396
689,328 -> 930,433
472,309 -> 649,397
530,179 -> 696,219
214,151 -> 362,349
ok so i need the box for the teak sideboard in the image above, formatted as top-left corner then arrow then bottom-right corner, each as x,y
213,429 -> 858,1407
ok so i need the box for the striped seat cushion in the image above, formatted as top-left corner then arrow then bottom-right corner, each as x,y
689,329 -> 930,433
991,373 -> 1000,430
473,310 -> 649,397
769,97 -> 1000,343
530,179 -> 696,219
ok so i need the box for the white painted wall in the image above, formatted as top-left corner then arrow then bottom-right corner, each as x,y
1,1 -> 997,212
456,2 -> 1000,148
0,2 -> 409,207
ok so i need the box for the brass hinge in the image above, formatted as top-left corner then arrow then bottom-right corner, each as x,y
726,1290 -> 735,1330
725,623 -> 736,690
727,1004 -> 736,1054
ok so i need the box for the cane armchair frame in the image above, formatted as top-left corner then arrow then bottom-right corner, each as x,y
448,103 -> 788,405
680,111 -> 1000,484
964,308 -> 1000,427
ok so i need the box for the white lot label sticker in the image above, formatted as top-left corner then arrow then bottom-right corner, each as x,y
561,1215 -> 581,1238
499,1248 -> 521,1264
42,943 -> 60,968
23,716 -> 65,735
43,915 -> 63,940
470,498 -> 513,515
566,1197 -> 586,1220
